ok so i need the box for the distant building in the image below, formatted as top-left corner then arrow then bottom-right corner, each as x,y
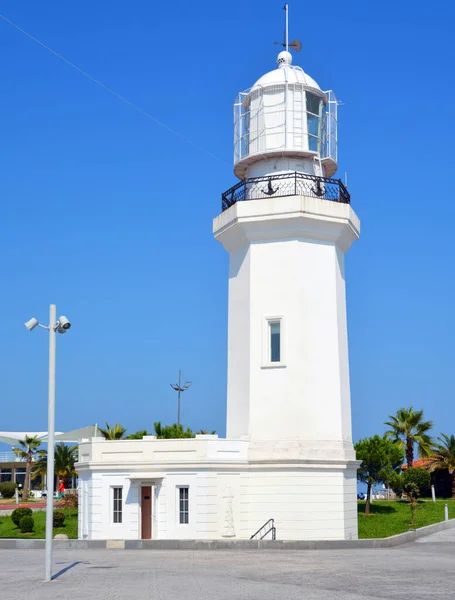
0,453 -> 34,490
402,458 -> 451,497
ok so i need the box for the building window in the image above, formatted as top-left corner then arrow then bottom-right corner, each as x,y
14,468 -> 26,488
0,469 -> 12,483
113,487 -> 123,524
178,486 -> 189,524
270,321 -> 281,363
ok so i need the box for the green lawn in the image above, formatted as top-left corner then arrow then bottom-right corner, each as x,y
0,509 -> 78,539
358,499 -> 455,538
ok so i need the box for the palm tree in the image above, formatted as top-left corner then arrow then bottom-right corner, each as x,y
154,421 -> 164,438
153,421 -> 194,439
428,434 -> 455,497
97,422 -> 127,440
13,435 -> 41,500
384,407 -> 433,468
125,430 -> 149,440
195,429 -> 217,435
32,443 -> 78,488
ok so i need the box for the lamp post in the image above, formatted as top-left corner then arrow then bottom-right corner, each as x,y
24,305 -> 71,583
170,370 -> 191,426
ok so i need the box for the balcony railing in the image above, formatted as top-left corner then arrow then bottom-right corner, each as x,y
0,452 -> 27,463
221,171 -> 350,212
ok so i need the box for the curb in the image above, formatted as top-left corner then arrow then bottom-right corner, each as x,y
0,518 -> 453,550
0,507 -> 47,517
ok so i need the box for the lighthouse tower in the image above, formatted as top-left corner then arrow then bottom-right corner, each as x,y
214,17 -> 360,539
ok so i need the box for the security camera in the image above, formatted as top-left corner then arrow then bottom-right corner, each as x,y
57,316 -> 71,331
24,317 -> 39,331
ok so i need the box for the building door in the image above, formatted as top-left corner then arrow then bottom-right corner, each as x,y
141,486 -> 152,539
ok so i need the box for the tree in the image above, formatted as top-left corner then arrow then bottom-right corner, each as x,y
428,433 -> 455,497
402,467 -> 431,497
12,435 -> 41,500
153,422 -> 194,439
98,422 -> 127,440
384,407 -> 433,468
195,430 -> 217,435
32,443 -> 78,487
355,435 -> 404,515
126,430 -> 150,440
388,471 -> 404,497
404,482 -> 419,527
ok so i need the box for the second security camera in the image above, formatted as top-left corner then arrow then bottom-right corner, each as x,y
57,316 -> 71,333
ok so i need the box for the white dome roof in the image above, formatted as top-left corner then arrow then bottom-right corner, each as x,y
251,52 -> 321,92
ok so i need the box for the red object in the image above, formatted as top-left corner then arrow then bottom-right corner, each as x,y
0,502 -> 46,511
401,458 -> 432,471
58,481 -> 65,493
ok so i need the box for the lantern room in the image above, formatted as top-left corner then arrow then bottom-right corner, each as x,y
233,51 -> 338,181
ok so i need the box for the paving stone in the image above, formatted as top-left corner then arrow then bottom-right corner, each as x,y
0,528 -> 454,599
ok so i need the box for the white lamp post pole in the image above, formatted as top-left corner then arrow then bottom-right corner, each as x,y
24,304 -> 71,583
45,303 -> 57,583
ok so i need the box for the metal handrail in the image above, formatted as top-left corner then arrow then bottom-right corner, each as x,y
221,171 -> 350,212
250,518 -> 276,541
0,453 -> 28,463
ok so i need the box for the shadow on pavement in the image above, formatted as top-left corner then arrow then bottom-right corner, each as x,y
52,561 -> 86,580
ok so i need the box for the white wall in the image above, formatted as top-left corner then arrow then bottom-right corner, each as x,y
77,437 -> 250,541
239,468 -> 358,540
214,195 -> 360,458
226,246 -> 251,439
78,458 -> 358,540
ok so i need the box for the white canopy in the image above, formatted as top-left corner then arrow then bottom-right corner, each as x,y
0,432 -> 53,446
0,425 -> 102,446
54,425 -> 102,442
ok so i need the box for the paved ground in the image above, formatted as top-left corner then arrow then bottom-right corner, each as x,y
1,529 -> 454,600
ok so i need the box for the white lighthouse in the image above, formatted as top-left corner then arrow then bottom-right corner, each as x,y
77,10 -> 361,543
213,14 -> 360,538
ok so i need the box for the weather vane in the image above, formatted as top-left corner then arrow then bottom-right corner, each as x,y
274,4 -> 302,53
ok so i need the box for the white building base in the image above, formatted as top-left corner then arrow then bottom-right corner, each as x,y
77,436 -> 358,541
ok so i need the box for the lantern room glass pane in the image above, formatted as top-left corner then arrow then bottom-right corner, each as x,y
308,115 -> 319,136
306,93 -> 321,116
308,135 -> 319,152
306,92 -> 323,155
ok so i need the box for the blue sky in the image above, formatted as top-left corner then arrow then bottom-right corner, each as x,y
0,1 -> 454,448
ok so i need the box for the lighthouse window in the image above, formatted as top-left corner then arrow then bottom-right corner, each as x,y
307,93 -> 321,115
270,321 -> 281,363
307,92 -> 322,153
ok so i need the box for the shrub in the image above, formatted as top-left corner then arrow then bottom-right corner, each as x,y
19,515 -> 34,533
53,510 -> 66,528
403,467 -> 431,497
56,494 -> 78,509
0,481 -> 17,499
388,472 -> 404,496
11,507 -> 33,528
